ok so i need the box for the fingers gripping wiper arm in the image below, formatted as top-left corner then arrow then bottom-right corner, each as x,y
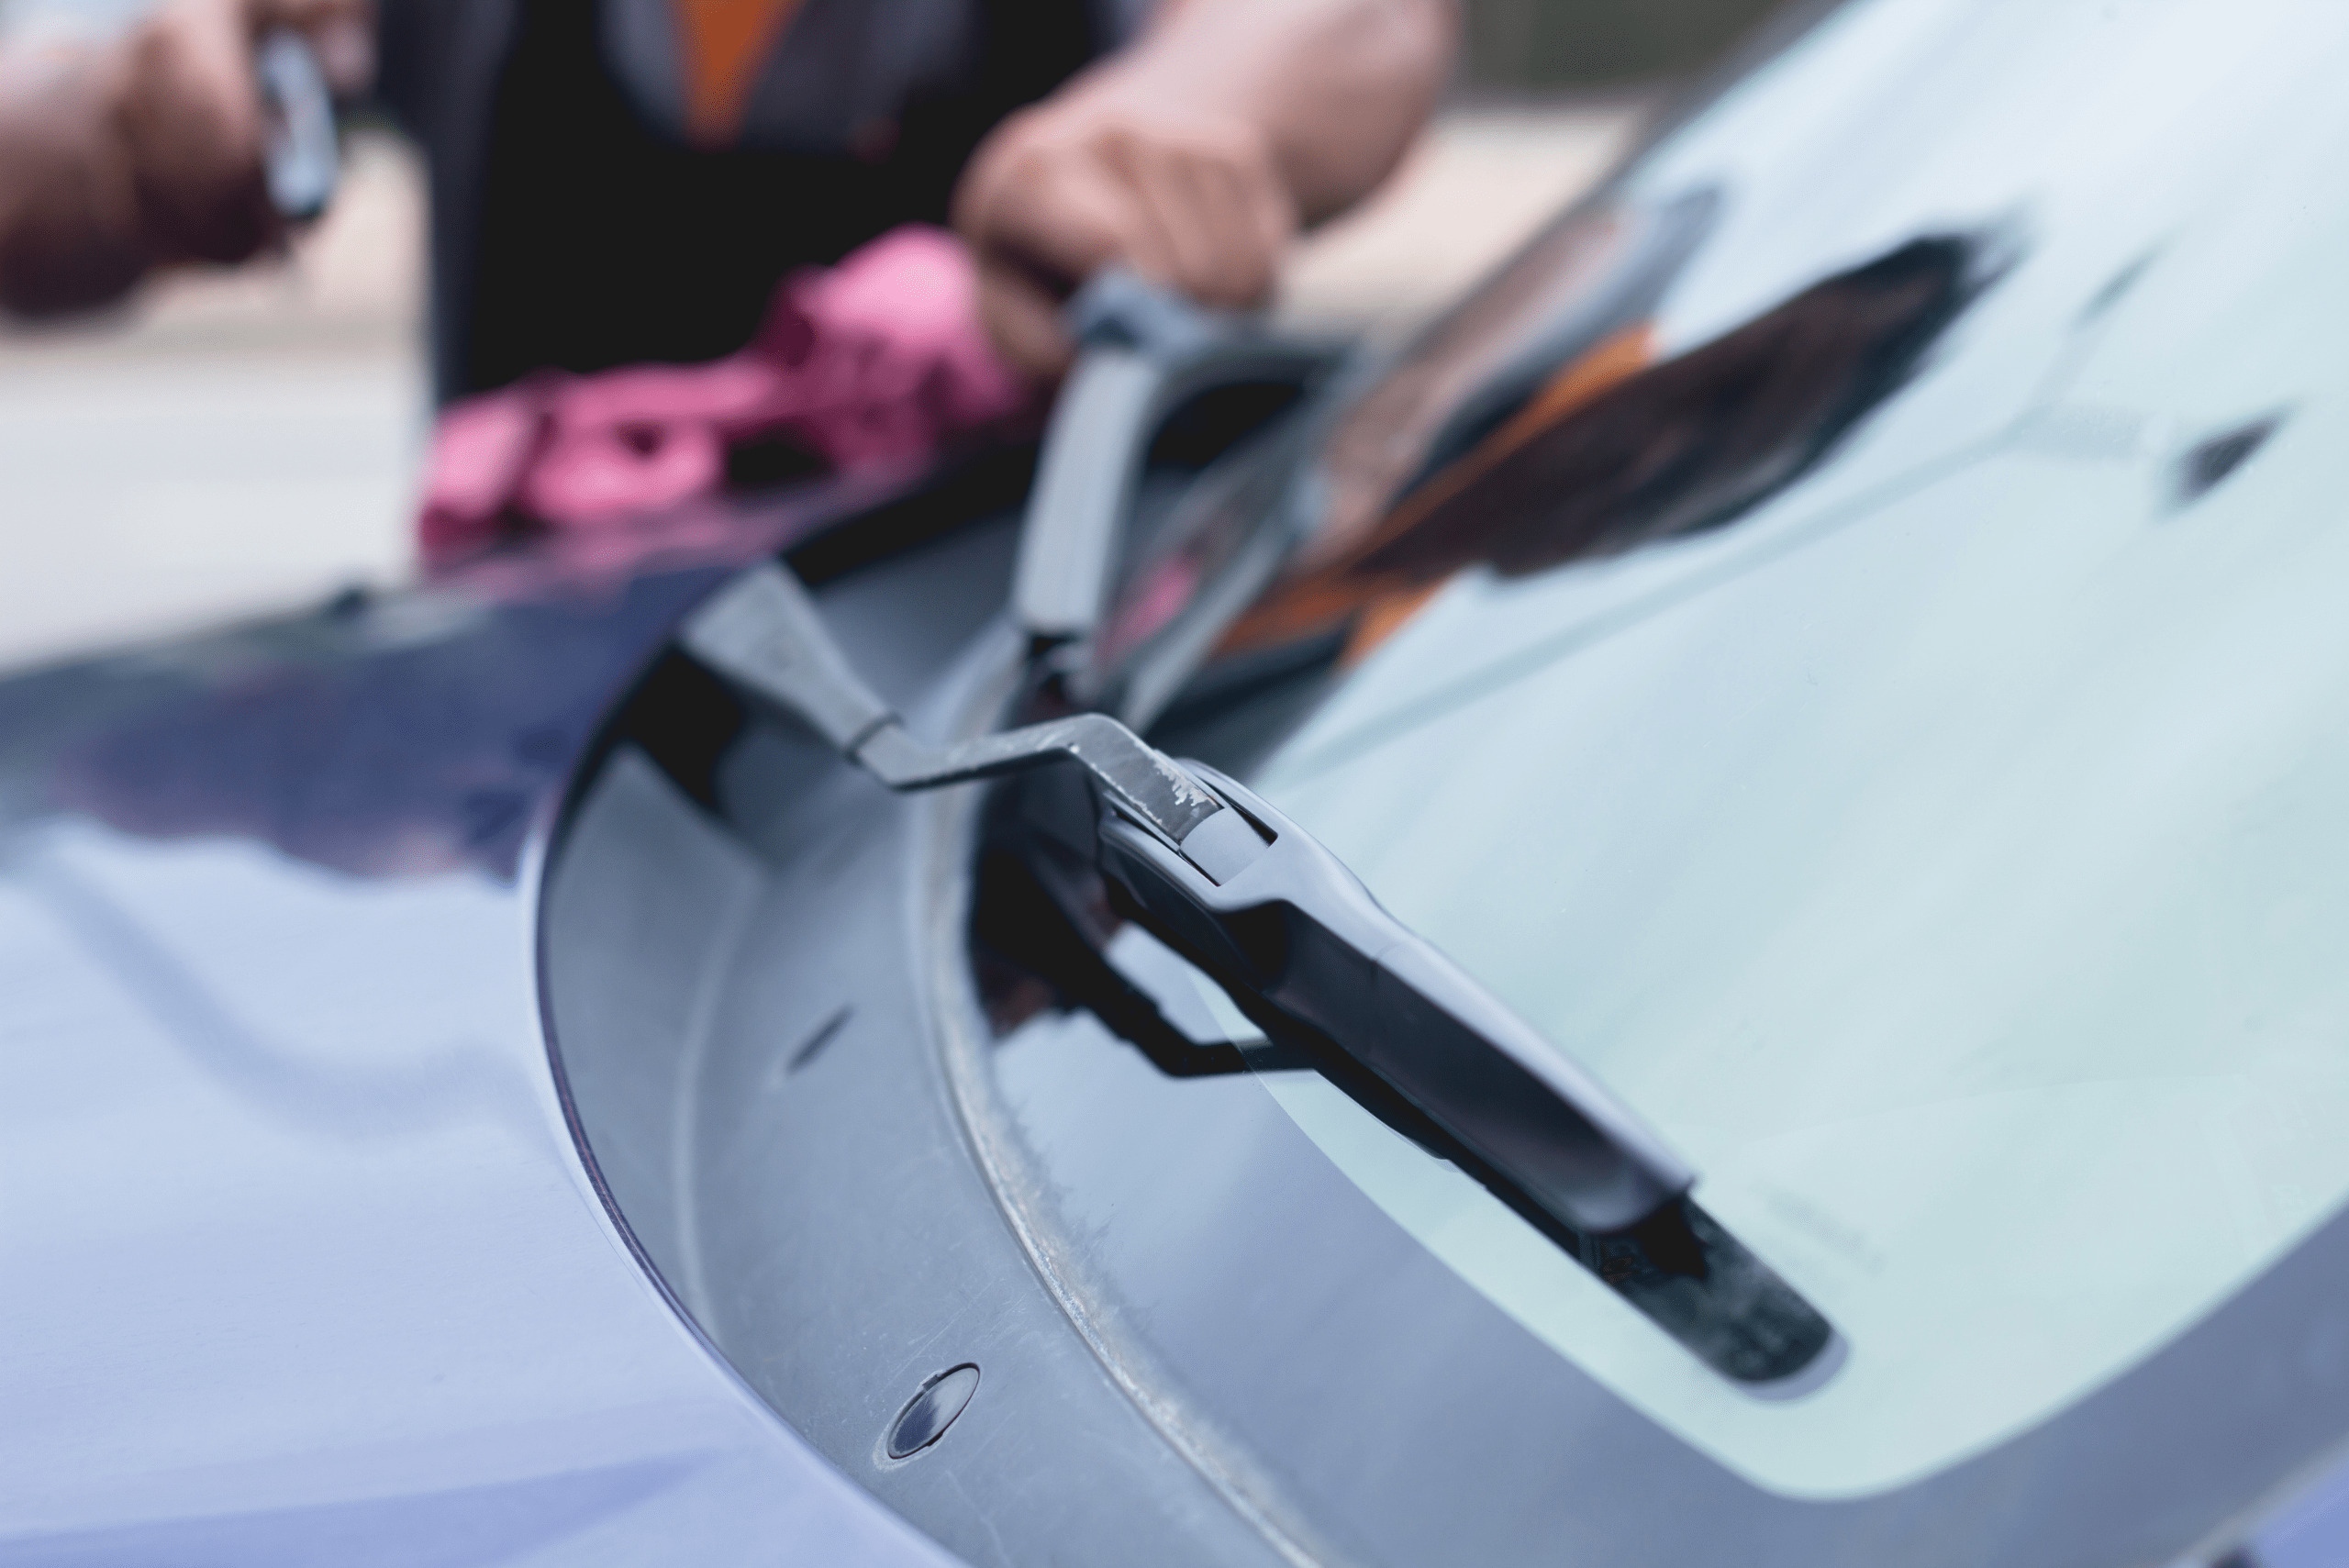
682,561 -> 1838,1386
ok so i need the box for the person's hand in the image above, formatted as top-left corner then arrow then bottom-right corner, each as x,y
952,88 -> 1298,379
0,0 -> 371,316
117,0 -> 373,263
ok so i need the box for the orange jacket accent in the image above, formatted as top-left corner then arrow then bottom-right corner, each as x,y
672,0 -> 805,145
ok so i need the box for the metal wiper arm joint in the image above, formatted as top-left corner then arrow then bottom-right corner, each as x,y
684,562 -> 1241,874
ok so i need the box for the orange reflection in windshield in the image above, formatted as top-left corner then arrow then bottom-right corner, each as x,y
1226,235 -> 1979,663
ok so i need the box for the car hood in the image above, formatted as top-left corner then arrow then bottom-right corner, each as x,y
0,504 -> 966,1565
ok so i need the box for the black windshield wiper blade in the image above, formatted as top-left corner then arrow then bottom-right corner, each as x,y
682,560 -> 1839,1387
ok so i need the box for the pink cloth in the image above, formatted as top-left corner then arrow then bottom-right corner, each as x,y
418,225 -> 1032,563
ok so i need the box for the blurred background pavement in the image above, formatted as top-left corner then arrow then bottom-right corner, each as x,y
0,130 -> 426,669
0,0 -> 1791,673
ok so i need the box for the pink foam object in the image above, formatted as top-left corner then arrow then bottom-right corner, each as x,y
417,226 -> 1032,562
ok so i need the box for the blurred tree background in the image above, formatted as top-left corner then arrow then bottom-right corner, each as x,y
1460,0 -> 1797,89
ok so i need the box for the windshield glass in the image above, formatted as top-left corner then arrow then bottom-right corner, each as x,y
1110,0 -> 2349,1505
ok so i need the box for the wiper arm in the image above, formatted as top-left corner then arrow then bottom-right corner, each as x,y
682,561 -> 1251,864
683,561 -> 1838,1387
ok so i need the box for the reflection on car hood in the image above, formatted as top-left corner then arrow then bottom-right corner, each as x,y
0,506 -> 962,1563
